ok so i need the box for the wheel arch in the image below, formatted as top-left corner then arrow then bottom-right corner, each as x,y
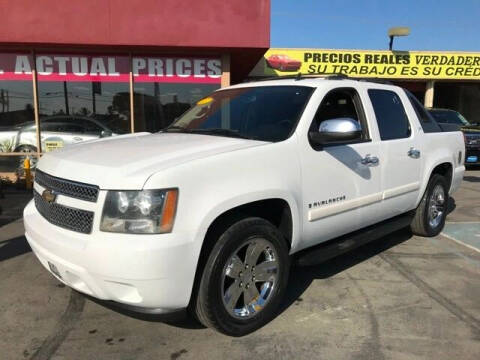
189,194 -> 299,307
416,159 -> 453,207
13,144 -> 37,152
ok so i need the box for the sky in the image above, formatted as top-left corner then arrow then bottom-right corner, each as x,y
271,0 -> 480,52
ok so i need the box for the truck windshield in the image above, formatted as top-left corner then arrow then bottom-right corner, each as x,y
429,110 -> 470,126
164,86 -> 314,142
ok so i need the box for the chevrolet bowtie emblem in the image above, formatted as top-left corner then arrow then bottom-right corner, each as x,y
42,189 -> 57,204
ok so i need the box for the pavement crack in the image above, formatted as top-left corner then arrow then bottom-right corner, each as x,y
30,290 -> 85,360
379,252 -> 480,334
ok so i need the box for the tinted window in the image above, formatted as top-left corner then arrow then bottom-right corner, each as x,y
79,119 -> 103,134
405,90 -> 441,133
42,123 -> 83,133
312,89 -> 359,124
407,93 -> 430,123
368,89 -> 411,140
309,87 -> 368,141
429,110 -> 470,125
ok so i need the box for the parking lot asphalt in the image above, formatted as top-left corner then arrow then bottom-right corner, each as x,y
1,170 -> 479,360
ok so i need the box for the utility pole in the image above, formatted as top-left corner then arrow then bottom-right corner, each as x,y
63,81 -> 70,115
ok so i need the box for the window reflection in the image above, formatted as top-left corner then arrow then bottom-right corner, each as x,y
0,80 -> 35,173
133,83 -> 219,132
0,81 -> 35,153
37,81 -> 130,151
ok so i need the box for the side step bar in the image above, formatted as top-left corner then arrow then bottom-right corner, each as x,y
295,212 -> 414,267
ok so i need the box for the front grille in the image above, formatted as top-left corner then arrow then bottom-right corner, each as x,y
35,169 -> 99,202
466,134 -> 480,145
34,191 -> 94,234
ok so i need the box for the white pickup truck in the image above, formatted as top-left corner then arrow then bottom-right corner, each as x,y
24,77 -> 465,336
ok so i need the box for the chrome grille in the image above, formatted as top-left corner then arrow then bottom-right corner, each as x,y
465,134 -> 480,145
35,169 -> 99,202
34,191 -> 94,234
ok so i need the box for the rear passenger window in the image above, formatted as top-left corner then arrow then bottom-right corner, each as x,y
368,89 -> 411,140
405,90 -> 442,133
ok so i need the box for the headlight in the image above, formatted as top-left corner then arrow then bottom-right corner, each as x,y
100,189 -> 178,234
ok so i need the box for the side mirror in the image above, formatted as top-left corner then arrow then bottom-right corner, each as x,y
309,118 -> 362,145
100,130 -> 113,138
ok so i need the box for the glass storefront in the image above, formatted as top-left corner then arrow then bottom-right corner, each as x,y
0,52 -> 222,176
132,56 -> 221,132
0,53 -> 35,172
133,82 -> 219,132
36,54 -> 131,152
0,80 -> 35,152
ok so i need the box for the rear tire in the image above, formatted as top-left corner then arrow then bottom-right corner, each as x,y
193,217 -> 290,336
410,174 -> 449,237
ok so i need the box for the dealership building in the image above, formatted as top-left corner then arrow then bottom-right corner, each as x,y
0,0 -> 269,174
1,0 -> 479,178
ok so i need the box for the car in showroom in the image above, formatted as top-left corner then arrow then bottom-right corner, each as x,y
0,116 -> 116,168
24,77 -> 465,336
266,54 -> 302,72
428,108 -> 480,165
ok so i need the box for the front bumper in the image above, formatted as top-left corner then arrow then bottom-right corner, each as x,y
465,147 -> 480,164
24,199 -> 199,312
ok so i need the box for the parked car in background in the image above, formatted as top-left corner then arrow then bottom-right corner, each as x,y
266,54 -> 302,72
0,116 -> 116,168
428,108 -> 480,165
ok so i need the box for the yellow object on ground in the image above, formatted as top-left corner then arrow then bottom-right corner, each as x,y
24,157 -> 32,190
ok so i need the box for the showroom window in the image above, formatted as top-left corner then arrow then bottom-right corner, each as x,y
132,56 -> 221,132
36,54 -> 131,152
0,53 -> 36,173
0,52 -> 225,179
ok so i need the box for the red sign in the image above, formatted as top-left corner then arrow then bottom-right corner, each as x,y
35,54 -> 130,82
0,53 -> 222,83
0,53 -> 34,80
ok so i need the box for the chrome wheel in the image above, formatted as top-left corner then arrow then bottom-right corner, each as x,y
221,238 -> 279,319
428,184 -> 445,228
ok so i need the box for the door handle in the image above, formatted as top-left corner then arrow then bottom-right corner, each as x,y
408,147 -> 421,159
73,137 -> 83,142
360,154 -> 379,166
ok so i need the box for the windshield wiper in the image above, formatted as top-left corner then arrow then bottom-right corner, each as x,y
188,128 -> 255,140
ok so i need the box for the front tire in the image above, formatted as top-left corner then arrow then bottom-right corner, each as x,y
410,174 -> 449,237
194,217 -> 290,336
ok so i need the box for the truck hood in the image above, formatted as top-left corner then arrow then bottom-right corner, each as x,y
37,132 -> 267,189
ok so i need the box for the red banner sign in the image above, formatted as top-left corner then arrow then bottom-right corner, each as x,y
132,57 -> 221,83
0,53 -> 222,83
35,54 -> 130,82
0,53 -> 34,81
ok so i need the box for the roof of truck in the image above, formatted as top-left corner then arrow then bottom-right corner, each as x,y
223,75 -> 401,91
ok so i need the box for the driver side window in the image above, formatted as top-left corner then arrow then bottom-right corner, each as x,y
310,87 -> 368,140
311,89 -> 358,128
